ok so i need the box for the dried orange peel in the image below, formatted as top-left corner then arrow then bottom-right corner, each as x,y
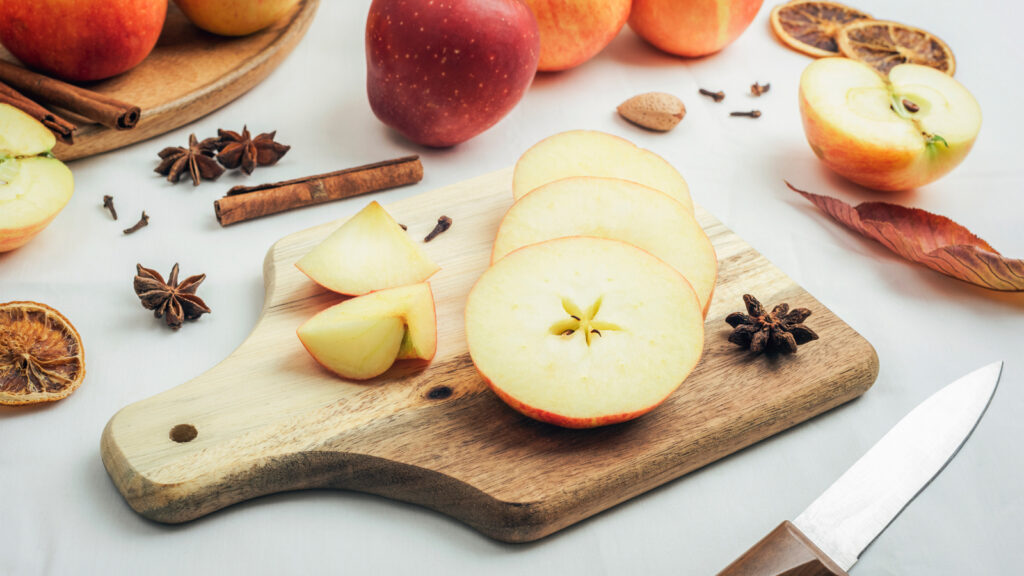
771,1 -> 873,58
0,301 -> 85,406
838,19 -> 956,76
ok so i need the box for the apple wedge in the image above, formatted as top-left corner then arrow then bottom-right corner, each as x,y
799,58 -> 982,191
512,130 -> 693,212
0,103 -> 74,253
492,177 -> 717,315
466,237 -> 704,428
297,282 -> 437,380
296,201 -> 440,295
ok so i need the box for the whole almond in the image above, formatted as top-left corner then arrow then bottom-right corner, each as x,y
617,92 -> 686,132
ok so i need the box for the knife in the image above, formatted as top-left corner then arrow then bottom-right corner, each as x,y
716,361 -> 1003,576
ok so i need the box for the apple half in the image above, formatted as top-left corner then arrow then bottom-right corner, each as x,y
0,103 -> 74,253
512,130 -> 693,212
466,237 -> 704,428
799,58 -> 982,191
297,282 -> 437,380
492,176 -> 717,315
296,201 -> 440,295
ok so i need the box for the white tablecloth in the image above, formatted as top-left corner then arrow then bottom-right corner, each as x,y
3,1 -> 1022,574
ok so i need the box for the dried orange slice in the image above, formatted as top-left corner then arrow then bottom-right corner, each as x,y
0,301 -> 85,406
771,1 -> 873,58
838,20 -> 955,76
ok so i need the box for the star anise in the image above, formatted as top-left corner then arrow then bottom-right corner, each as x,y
155,134 -> 225,186
725,294 -> 818,354
134,263 -> 211,330
215,126 -> 291,175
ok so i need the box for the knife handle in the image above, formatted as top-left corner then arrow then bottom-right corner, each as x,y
716,521 -> 849,576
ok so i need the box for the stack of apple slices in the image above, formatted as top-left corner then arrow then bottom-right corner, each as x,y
466,130 -> 717,428
295,201 -> 440,380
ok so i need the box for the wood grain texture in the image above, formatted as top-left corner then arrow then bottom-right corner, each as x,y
716,521 -> 849,576
0,0 -> 318,161
100,168 -> 879,542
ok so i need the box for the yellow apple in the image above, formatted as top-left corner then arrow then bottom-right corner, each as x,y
512,130 -> 693,212
492,176 -> 717,315
628,0 -> 764,58
799,58 -> 982,191
296,201 -> 440,296
297,283 -> 437,380
466,237 -> 704,428
523,0 -> 631,71
172,0 -> 299,37
0,104 -> 74,253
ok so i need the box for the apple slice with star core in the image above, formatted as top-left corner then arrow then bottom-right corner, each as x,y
466,237 -> 705,428
296,201 -> 440,295
799,58 -> 982,191
297,282 -> 437,380
492,176 -> 717,315
512,130 -> 693,212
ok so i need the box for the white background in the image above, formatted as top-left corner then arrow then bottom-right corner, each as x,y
3,1 -> 1023,574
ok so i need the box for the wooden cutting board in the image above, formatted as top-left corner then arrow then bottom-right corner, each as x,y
101,168 -> 878,543
0,0 -> 318,162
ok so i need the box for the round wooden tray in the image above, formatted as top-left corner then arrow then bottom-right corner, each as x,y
0,0 -> 318,162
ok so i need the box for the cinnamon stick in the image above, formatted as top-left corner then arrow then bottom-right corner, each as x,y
0,81 -> 75,144
214,156 -> 424,226
0,60 -> 140,130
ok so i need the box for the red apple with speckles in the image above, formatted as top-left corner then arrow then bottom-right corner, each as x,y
365,0 -> 540,147
0,0 -> 166,82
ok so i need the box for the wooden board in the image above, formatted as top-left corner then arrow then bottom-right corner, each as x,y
100,168 -> 878,543
0,0 -> 318,161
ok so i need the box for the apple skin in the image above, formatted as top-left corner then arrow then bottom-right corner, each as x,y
628,0 -> 763,58
365,0 -> 540,147
0,0 -> 166,82
523,0 -> 631,71
799,59 -> 982,191
172,0 -> 299,37
0,217 -> 57,253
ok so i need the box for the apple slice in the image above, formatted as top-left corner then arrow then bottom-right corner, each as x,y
297,283 -> 437,380
512,130 -> 693,212
492,177 -> 717,315
799,58 -> 982,191
296,201 -> 440,295
466,237 -> 704,428
0,103 -> 74,253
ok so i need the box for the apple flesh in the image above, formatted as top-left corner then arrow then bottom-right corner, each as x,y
492,176 -> 717,314
799,58 -> 982,191
296,201 -> 440,296
172,0 -> 299,36
0,0 -> 166,82
365,0 -> 540,147
297,283 -> 437,380
466,237 -> 704,428
628,0 -> 763,58
512,130 -> 693,212
523,0 -> 631,71
0,104 -> 74,253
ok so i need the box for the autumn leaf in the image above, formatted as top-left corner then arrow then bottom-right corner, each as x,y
788,182 -> 1024,291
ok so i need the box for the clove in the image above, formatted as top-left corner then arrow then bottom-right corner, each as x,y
730,110 -> 762,118
750,82 -> 770,96
123,211 -> 149,235
102,195 -> 118,220
424,215 -> 452,242
699,88 -> 725,102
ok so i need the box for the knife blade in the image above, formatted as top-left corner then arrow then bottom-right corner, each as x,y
716,361 -> 1002,576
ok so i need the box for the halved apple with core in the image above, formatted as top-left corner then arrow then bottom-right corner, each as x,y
0,103 -> 74,253
297,282 -> 436,380
466,237 -> 704,428
492,176 -> 717,315
799,58 -> 982,191
296,201 -> 440,295
512,130 -> 693,212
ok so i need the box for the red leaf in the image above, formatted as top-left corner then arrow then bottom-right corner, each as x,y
788,182 -> 1024,291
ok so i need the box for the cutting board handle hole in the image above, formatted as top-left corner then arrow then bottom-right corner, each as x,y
427,386 -> 453,400
170,424 -> 198,443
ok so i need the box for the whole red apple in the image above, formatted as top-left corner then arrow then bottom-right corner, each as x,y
365,0 -> 540,147
629,0 -> 763,58
0,0 -> 166,82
